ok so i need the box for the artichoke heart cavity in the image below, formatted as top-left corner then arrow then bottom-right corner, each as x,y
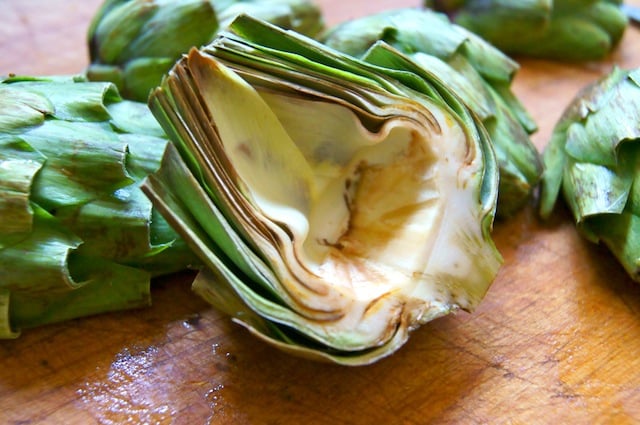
143,16 -> 501,364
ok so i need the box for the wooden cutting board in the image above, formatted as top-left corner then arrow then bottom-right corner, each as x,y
2,1 -> 640,423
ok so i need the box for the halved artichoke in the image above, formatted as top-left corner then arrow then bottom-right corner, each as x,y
142,16 -> 502,365
0,76 -> 198,338
86,0 -> 324,101
426,0 -> 628,61
321,8 -> 542,217
540,67 -> 640,282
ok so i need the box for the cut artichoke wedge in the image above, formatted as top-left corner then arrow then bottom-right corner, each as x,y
540,67 -> 640,282
142,16 -> 502,365
321,8 -> 542,217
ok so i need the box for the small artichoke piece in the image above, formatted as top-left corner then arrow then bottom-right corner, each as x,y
426,0 -> 628,61
86,0 -> 324,102
141,16 -> 502,365
540,67 -> 640,282
0,76 -> 198,338
321,8 -> 542,217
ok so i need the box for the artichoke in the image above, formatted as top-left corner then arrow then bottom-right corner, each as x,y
321,8 -> 542,217
540,67 -> 640,282
426,0 -> 628,61
86,0 -> 324,102
141,16 -> 502,365
0,76 -> 198,338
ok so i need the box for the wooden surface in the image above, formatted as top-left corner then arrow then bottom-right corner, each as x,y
2,1 -> 640,424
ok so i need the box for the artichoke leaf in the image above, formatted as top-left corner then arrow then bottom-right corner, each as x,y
2,77 -> 119,122
0,85 -> 52,133
8,257 -> 151,332
0,137 -> 45,236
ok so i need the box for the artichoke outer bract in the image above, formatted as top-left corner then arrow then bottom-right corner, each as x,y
86,0 -> 325,102
0,76 -> 198,338
540,67 -> 640,282
321,8 -> 542,217
141,15 -> 502,365
426,0 -> 628,62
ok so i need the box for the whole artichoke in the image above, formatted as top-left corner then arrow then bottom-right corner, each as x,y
86,0 -> 324,101
0,76 -> 198,338
141,16 -> 502,365
321,8 -> 542,217
426,0 -> 628,61
540,67 -> 640,282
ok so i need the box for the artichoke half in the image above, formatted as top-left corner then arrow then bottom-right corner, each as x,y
0,76 -> 198,338
321,8 -> 542,217
540,67 -> 640,282
141,16 -> 502,365
86,0 -> 324,102
426,0 -> 628,62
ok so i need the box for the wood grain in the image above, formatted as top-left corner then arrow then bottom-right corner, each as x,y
2,1 -> 640,424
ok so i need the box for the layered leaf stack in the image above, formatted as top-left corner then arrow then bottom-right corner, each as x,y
0,76 -> 198,338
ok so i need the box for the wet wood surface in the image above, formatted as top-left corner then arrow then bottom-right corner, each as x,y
2,0 -> 640,423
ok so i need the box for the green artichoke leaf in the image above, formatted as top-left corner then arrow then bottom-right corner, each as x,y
3,78 -> 119,122
0,86 -> 52,133
427,0 -> 628,61
107,99 -> 167,138
8,258 -> 151,332
0,137 -> 45,237
0,76 -> 198,337
321,8 -> 541,216
409,53 -> 495,122
143,15 -> 502,364
562,152 -> 635,220
1,204 -> 82,294
540,67 -> 640,282
22,119 -> 132,210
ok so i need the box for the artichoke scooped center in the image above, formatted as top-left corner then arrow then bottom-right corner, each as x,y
190,49 -> 486,310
